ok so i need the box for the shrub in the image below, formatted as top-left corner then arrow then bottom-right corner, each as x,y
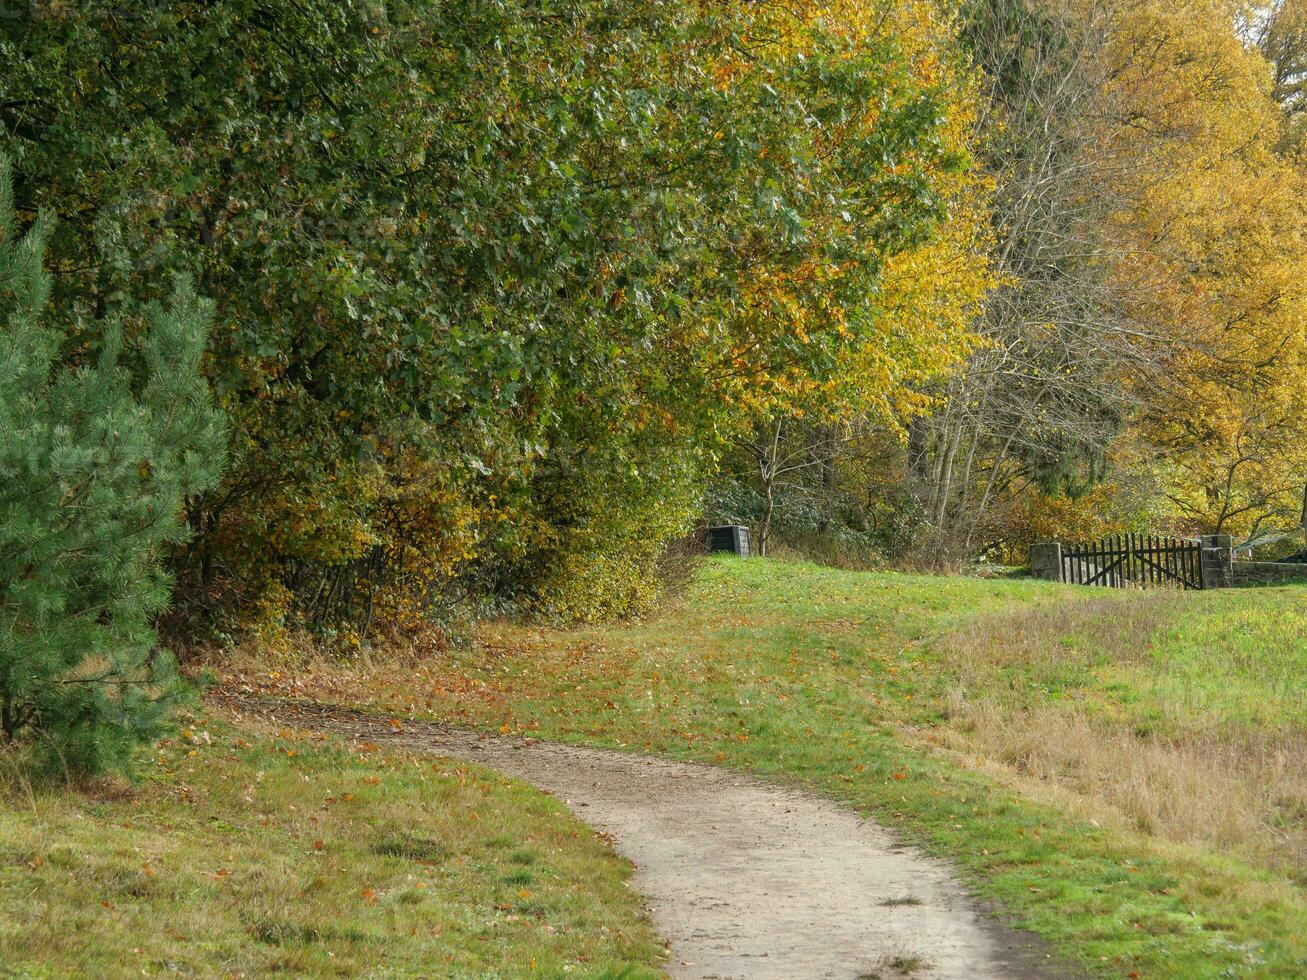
0,157 -> 226,776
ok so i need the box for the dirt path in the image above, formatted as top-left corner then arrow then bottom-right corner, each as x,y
217,696 -> 1063,980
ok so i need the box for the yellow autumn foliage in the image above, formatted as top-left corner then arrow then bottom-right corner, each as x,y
1102,0 -> 1307,535
728,0 -> 995,428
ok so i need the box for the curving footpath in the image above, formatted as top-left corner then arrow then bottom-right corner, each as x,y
217,695 -> 1067,980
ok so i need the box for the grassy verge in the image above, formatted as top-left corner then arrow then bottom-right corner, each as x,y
0,710 -> 662,978
224,557 -> 1307,978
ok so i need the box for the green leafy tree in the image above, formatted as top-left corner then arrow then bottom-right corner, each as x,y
0,157 -> 226,776
2,1 -> 961,628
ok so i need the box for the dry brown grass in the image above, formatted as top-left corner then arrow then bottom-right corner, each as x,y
941,590 -> 1185,671
939,695 -> 1307,869
934,591 -> 1307,875
768,530 -> 885,571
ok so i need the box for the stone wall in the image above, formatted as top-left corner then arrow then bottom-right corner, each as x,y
1201,534 -> 1307,587
1232,561 -> 1307,586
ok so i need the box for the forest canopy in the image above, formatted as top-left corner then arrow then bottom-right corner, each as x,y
3,0 -> 1305,651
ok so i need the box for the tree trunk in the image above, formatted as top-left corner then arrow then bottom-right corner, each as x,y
906,416 -> 930,481
753,418 -> 782,558
815,423 -> 837,535
758,481 -> 775,558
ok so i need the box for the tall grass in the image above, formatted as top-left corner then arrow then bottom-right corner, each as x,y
937,592 -> 1307,873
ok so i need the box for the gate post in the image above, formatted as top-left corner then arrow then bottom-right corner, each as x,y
1199,534 -> 1233,589
1030,540 -> 1064,582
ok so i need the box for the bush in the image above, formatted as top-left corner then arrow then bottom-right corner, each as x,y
0,157 -> 226,776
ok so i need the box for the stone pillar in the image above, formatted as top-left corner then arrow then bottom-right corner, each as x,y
1029,541 -> 1063,582
1199,534 -> 1233,589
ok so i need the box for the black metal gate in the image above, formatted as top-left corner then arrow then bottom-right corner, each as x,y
1062,533 -> 1203,590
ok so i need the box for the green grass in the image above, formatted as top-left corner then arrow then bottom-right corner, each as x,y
253,557 -> 1307,978
0,712 -> 662,979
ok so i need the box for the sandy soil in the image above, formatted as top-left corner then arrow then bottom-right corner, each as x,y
217,695 -> 1068,980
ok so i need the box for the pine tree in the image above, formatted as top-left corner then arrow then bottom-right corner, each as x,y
0,155 -> 226,776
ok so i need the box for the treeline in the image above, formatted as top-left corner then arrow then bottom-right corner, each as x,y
713,0 -> 1307,566
2,0 -> 980,639
3,1 -> 1307,769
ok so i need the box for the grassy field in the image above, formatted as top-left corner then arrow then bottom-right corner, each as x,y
0,711 -> 662,978
226,557 -> 1307,978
